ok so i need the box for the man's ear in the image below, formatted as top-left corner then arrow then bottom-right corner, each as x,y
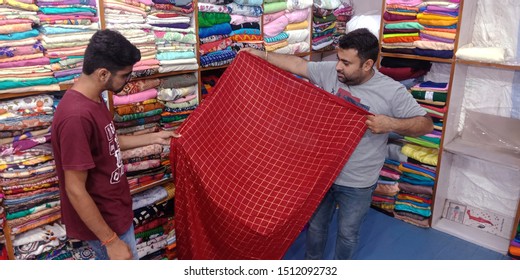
363,59 -> 375,72
96,68 -> 110,82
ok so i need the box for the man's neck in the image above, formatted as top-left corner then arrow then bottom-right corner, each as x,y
71,74 -> 103,102
359,68 -> 375,85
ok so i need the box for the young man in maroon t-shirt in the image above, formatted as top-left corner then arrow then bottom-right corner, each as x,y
52,30 -> 180,260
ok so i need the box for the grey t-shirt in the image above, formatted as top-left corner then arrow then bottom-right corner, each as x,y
307,61 -> 427,188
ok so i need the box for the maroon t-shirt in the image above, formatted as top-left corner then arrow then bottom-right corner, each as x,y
51,89 -> 132,240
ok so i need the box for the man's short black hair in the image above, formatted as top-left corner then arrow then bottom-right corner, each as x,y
83,29 -> 141,75
338,28 -> 379,64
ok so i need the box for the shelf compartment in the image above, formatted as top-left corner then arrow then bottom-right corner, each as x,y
456,59 -> 520,71
443,138 -> 520,171
432,218 -> 510,254
379,52 -> 454,64
130,177 -> 174,195
443,110 -> 520,170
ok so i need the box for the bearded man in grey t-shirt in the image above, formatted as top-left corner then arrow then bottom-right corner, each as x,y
242,28 -> 433,259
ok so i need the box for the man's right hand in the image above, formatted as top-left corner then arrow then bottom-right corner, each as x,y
239,48 -> 266,60
106,238 -> 133,260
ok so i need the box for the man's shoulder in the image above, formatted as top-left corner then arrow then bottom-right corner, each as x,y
309,60 -> 337,68
307,61 -> 337,82
372,71 -> 407,92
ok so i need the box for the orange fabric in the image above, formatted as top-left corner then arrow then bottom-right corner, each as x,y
383,36 -> 421,43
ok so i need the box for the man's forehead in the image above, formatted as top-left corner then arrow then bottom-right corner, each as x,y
337,49 -> 360,61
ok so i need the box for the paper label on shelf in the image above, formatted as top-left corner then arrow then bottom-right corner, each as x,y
425,91 -> 434,101
442,199 -> 514,239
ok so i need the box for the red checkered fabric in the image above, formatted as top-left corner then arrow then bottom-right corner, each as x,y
171,52 -> 368,259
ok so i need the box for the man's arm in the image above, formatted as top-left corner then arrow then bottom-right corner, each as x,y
240,48 -> 309,79
64,169 -> 132,260
366,115 -> 433,137
118,130 -> 181,151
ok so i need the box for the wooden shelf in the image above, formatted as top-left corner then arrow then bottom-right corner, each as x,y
200,64 -> 231,72
456,59 -> 520,71
443,138 -> 520,171
294,51 -> 312,57
309,49 -> 334,55
130,177 -> 174,195
130,69 -> 198,81
380,52 -> 454,64
0,68 -> 200,99
0,84 -> 71,100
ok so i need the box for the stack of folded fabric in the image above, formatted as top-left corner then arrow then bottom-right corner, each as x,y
381,0 -> 460,59
112,74 -> 179,226
157,73 -> 198,130
381,0 -> 422,55
227,0 -> 263,55
162,217 -> 177,259
113,79 -> 163,135
332,0 -> 353,45
409,80 -> 447,138
378,57 -> 431,82
509,223 -> 520,259
112,80 -> 169,191
0,95 -> 62,246
123,144 -> 169,192
228,0 -> 264,54
0,193 -> 4,257
132,199 -> 174,259
11,223 -> 67,259
312,0 -> 340,51
150,0 -> 198,73
37,0 -> 99,85
197,1 -> 235,67
262,0 -> 289,53
0,1 -> 59,94
32,239 -> 95,260
263,0 -> 311,55
371,158 -> 401,213
104,0 -> 160,78
112,87 -> 162,133
393,161 -> 435,228
414,0 -> 459,58
132,183 -> 175,259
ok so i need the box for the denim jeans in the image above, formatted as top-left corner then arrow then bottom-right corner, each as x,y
305,183 -> 376,260
86,224 -> 139,260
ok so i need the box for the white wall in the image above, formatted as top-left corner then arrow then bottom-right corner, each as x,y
351,0 -> 383,15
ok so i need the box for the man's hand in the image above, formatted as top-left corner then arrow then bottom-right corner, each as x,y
366,114 -> 433,137
365,114 -> 394,134
106,238 -> 133,260
239,48 -> 267,60
152,130 -> 181,145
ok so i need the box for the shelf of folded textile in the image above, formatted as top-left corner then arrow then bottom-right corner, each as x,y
311,1 -> 338,52
380,0 -> 460,61
380,52 -> 454,64
371,158 -> 401,215
391,141 -> 437,228
0,93 -> 62,259
131,182 -> 175,259
509,215 -> 520,259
